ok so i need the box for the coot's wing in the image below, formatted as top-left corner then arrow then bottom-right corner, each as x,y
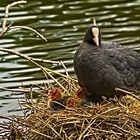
105,48 -> 140,89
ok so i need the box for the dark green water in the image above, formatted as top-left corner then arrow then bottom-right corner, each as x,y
0,0 -> 140,115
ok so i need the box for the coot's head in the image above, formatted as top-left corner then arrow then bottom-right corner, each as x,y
48,88 -> 61,100
84,22 -> 101,47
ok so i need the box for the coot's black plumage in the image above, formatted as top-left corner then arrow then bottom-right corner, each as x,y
74,21 -> 140,102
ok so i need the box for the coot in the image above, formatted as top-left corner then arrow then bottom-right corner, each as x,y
74,21 -> 140,102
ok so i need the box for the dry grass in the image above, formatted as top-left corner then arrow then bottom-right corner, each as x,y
1,79 -> 140,140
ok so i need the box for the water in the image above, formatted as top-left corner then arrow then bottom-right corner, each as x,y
0,0 -> 140,115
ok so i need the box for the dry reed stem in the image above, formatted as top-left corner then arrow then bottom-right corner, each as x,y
0,1 -> 27,37
0,0 -> 48,42
115,87 -> 140,101
0,47 -> 77,81
0,47 -> 77,96
10,25 -> 47,42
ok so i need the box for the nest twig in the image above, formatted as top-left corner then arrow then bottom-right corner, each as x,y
1,90 -> 140,140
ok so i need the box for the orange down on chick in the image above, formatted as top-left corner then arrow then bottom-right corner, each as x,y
48,88 -> 62,101
47,88 -> 63,109
66,88 -> 85,107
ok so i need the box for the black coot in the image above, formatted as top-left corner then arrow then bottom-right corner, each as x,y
74,21 -> 140,102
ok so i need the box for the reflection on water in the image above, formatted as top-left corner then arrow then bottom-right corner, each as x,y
0,0 -> 140,115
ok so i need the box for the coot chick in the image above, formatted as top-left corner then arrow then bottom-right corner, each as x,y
48,88 -> 66,110
74,22 -> 140,102
66,88 -> 86,107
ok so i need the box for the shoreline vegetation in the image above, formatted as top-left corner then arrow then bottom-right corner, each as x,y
0,1 -> 140,139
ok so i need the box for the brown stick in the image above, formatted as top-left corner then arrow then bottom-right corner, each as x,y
2,1 -> 27,30
115,87 -> 140,101
0,1 -> 27,37
0,87 -> 41,94
10,25 -> 47,42
0,0 -> 47,42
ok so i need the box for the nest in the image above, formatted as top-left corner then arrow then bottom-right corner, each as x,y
1,78 -> 140,140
